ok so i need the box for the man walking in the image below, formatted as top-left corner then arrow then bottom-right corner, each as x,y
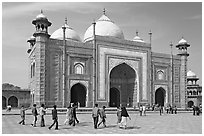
73,103 -> 79,124
48,105 -> 58,130
92,103 -> 100,129
193,105 -> 196,115
31,104 -> 38,127
18,105 -> 28,125
159,105 -> 163,116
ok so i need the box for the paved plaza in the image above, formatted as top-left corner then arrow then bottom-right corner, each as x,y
2,110 -> 202,134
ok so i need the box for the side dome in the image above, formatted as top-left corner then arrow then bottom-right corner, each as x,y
50,24 -> 81,42
84,14 -> 124,42
36,13 -> 47,20
35,10 -> 48,21
178,38 -> 187,44
133,31 -> 144,43
187,70 -> 196,77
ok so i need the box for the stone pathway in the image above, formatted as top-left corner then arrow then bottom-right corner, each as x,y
2,111 -> 202,134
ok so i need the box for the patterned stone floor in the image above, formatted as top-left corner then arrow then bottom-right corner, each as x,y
2,111 -> 202,134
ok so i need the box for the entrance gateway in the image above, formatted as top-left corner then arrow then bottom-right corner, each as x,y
109,63 -> 136,107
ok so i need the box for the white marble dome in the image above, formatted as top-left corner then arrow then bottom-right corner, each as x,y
133,32 -> 144,43
50,24 -> 81,42
187,70 -> 196,77
84,14 -> 124,42
36,13 -> 47,20
178,38 -> 187,44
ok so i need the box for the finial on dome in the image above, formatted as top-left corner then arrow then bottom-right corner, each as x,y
65,17 -> 68,24
136,30 -> 139,36
148,30 -> 152,35
41,9 -> 43,14
92,19 -> 96,24
103,8 -> 106,15
170,41 -> 173,47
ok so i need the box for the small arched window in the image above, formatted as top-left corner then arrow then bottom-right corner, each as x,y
157,70 -> 164,80
31,65 -> 33,78
37,24 -> 40,30
75,63 -> 84,74
33,62 -> 35,77
41,24 -> 44,31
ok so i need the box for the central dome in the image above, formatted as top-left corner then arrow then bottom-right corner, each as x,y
84,14 -> 124,42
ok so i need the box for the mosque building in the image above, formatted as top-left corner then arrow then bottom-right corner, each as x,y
186,70 -> 202,108
26,10 -> 192,108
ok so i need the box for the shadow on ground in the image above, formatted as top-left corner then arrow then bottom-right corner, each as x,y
119,126 -> 141,130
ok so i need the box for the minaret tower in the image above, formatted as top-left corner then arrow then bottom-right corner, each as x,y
31,10 -> 52,105
176,37 -> 190,109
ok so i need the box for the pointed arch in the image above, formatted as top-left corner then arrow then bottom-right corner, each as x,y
109,63 -> 137,107
155,87 -> 166,106
70,83 -> 87,107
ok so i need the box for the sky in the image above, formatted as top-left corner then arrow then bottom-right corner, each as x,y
2,2 -> 202,89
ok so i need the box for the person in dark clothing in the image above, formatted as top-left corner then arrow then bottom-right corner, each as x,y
171,107 -> 174,114
174,106 -> 177,114
48,105 -> 58,130
69,103 -> 75,126
92,103 -> 100,129
169,105 -> 172,114
31,104 -> 38,127
159,105 -> 162,116
18,105 -> 28,125
166,105 -> 169,114
196,106 -> 200,116
139,105 -> 143,116
193,105 -> 196,115
119,106 -> 131,129
73,103 -> 79,123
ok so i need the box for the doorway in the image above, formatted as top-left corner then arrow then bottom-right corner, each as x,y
70,83 -> 86,107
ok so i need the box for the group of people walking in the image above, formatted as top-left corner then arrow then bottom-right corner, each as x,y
139,105 -> 147,116
18,103 -> 202,130
18,103 -> 79,130
151,104 -> 178,115
18,103 -> 132,130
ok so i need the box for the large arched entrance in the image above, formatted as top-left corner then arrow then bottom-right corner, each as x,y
109,63 -> 136,107
188,101 -> 194,108
2,96 -> 6,109
8,96 -> 18,108
109,87 -> 120,107
70,83 -> 86,107
155,87 -> 165,106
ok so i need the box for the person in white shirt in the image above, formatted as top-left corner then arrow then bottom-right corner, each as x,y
39,104 -> 47,127
142,105 -> 146,116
